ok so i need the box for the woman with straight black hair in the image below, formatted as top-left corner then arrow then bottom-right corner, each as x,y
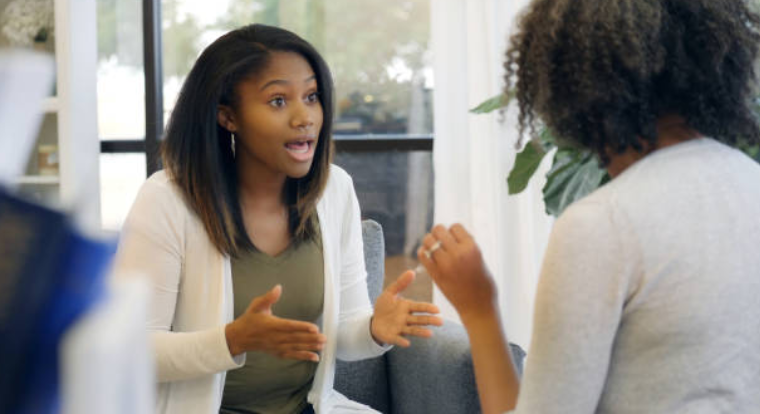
418,0 -> 760,413
114,24 -> 442,414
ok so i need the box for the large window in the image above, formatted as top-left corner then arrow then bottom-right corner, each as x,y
96,0 -> 146,230
159,0 -> 433,135
97,0 -> 434,299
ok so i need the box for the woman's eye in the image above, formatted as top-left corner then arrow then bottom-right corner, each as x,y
306,92 -> 320,103
269,97 -> 286,108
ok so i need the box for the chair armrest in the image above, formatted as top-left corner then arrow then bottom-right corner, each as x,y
386,321 -> 477,414
386,321 -> 526,414
334,356 -> 391,413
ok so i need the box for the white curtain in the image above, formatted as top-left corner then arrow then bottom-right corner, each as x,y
430,0 -> 553,349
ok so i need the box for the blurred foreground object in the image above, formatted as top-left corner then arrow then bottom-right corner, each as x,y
61,277 -> 154,414
0,48 -> 152,414
0,185 -> 115,413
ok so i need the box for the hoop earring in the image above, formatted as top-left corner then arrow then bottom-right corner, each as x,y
230,133 -> 236,158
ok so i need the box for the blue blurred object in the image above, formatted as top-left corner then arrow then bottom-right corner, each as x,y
0,188 -> 116,414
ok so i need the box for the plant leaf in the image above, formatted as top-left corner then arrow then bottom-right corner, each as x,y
542,149 -> 583,214
507,140 -> 550,195
557,157 -> 608,212
543,152 -> 608,216
739,143 -> 760,162
469,93 -> 510,114
538,128 -> 559,151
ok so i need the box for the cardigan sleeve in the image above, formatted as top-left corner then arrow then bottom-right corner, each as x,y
112,175 -> 243,382
332,170 -> 391,361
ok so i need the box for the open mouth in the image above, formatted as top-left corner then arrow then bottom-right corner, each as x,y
284,137 -> 317,161
285,140 -> 313,154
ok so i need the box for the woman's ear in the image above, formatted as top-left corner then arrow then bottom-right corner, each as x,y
217,105 -> 237,133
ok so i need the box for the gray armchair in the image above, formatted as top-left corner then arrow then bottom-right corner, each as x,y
334,220 -> 526,414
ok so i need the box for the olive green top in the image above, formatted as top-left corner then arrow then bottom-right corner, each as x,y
220,235 -> 324,414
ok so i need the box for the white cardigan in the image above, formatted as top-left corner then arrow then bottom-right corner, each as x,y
112,165 -> 389,414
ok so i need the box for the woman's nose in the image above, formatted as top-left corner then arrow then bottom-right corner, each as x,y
291,105 -> 315,130
293,117 -> 313,130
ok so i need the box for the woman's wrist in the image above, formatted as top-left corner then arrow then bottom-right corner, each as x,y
225,322 -> 242,356
459,300 -> 501,332
369,316 -> 384,346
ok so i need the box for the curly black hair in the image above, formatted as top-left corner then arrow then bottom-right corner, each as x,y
505,0 -> 760,163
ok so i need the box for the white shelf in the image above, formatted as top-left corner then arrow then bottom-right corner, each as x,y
42,97 -> 59,113
26,0 -> 101,229
16,175 -> 61,185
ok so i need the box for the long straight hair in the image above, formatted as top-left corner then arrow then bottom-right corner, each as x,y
161,24 -> 334,257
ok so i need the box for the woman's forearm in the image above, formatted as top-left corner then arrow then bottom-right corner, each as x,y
153,327 -> 243,382
462,308 -> 520,414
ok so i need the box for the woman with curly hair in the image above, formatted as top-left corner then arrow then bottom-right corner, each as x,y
418,0 -> 760,413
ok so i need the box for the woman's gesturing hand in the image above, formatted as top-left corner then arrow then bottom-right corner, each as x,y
370,271 -> 444,347
225,285 -> 326,362
417,224 -> 498,323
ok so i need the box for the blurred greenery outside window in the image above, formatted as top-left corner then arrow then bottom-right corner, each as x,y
159,0 -> 434,136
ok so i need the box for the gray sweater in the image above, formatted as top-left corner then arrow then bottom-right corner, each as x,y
513,138 -> 760,413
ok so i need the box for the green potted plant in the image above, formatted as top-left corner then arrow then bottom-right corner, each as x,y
472,94 -> 760,217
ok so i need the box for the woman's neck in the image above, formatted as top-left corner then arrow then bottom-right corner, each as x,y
236,157 -> 292,256
236,157 -> 287,212
606,115 -> 702,177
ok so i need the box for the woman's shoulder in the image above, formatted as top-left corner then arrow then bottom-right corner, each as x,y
327,164 -> 352,184
323,164 -> 355,196
133,170 -> 191,217
315,165 -> 359,220
142,170 -> 183,196
552,184 -> 620,242
144,169 -> 175,190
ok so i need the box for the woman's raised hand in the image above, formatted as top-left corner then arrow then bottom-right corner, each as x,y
417,224 -> 498,324
370,271 -> 444,347
225,285 -> 326,361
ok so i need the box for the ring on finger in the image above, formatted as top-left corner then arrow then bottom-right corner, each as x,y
424,241 -> 442,259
